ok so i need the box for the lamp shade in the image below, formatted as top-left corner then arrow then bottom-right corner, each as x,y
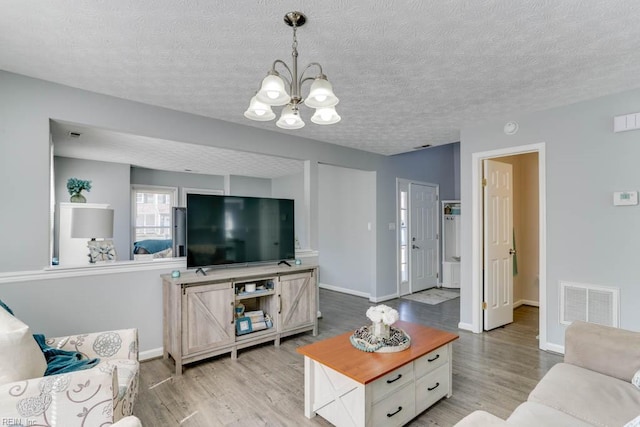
276,105 -> 305,129
71,208 -> 114,239
256,74 -> 291,106
244,96 -> 276,121
304,77 -> 339,108
311,106 -> 341,125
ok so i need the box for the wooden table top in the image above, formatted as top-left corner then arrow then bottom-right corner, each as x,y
296,320 -> 458,385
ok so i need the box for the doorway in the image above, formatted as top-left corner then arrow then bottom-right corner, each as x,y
471,143 -> 548,350
397,179 -> 439,296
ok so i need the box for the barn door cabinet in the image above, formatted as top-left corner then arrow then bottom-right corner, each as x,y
163,264 -> 318,375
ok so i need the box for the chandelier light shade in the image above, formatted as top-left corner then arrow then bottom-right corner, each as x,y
304,77 -> 339,108
311,106 -> 341,125
244,11 -> 340,129
276,104 -> 305,129
244,96 -> 277,121
256,74 -> 290,106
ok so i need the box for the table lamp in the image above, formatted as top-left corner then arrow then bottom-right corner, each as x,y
71,207 -> 116,263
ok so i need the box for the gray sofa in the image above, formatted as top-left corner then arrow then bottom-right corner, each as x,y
455,321 -> 640,427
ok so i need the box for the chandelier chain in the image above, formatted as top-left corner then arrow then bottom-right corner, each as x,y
292,25 -> 298,51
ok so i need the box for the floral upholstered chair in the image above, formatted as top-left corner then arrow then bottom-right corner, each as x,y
0,328 -> 139,425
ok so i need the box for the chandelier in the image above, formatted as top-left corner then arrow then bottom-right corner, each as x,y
244,11 -> 340,129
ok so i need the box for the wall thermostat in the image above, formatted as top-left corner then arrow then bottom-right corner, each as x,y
613,191 -> 638,206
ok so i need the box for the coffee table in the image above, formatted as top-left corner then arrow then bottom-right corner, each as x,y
296,320 -> 458,427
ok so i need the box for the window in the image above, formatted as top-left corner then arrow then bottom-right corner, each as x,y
131,185 -> 177,243
399,190 -> 409,283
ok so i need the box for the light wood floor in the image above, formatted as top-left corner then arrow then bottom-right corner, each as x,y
135,289 -> 562,426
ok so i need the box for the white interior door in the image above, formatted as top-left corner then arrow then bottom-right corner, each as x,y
483,159 -> 514,330
410,183 -> 438,292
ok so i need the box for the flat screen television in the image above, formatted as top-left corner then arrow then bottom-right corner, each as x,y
186,194 -> 295,269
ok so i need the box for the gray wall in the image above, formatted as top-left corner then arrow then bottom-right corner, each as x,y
0,266 -> 175,354
452,142 -> 461,199
460,88 -> 640,346
54,156 -> 131,261
131,167 -> 225,199
0,70 -> 457,353
318,164 -> 376,295
228,175 -> 272,197
272,172 -> 307,249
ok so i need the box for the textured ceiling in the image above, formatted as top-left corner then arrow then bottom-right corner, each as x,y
4,1 -> 640,157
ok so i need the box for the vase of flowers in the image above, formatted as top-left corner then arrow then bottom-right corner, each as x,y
67,178 -> 92,203
366,304 -> 399,340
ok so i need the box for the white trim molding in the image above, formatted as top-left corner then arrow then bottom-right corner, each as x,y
471,142 -> 548,351
458,322 -> 475,332
0,258 -> 186,284
514,299 -> 540,308
319,282 -> 370,299
140,347 -> 164,361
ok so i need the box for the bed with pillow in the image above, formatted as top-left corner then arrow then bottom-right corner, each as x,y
133,239 -> 173,259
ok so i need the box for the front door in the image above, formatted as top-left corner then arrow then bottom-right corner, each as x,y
483,159 -> 514,330
410,183 -> 439,292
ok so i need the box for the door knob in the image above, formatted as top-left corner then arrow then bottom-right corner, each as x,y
412,244 -> 420,249
509,248 -> 517,255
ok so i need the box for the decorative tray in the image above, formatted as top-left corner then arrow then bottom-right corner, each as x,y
349,326 -> 411,353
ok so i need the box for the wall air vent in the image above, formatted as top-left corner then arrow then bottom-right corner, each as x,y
413,144 -> 432,150
613,112 -> 640,133
68,131 -> 82,138
560,281 -> 619,327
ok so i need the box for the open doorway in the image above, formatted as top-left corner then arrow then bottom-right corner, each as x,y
483,153 -> 539,330
471,143 -> 548,350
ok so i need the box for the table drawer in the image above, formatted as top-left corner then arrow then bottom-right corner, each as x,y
414,344 -> 448,378
372,382 -> 416,427
371,363 -> 414,403
415,363 -> 449,414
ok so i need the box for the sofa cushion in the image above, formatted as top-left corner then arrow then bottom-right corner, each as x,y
0,308 -> 47,385
454,410 -> 511,426
633,369 -> 640,390
507,402 -> 593,427
565,321 -> 640,382
529,363 -> 640,427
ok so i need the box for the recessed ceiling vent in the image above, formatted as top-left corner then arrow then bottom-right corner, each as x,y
68,131 -> 82,138
413,144 -> 432,150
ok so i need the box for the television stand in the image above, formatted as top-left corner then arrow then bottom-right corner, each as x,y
278,260 -> 291,267
162,264 -> 318,375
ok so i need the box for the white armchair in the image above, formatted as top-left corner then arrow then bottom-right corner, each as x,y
0,328 -> 139,425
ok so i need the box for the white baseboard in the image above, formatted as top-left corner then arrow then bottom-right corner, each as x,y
140,347 -> 163,361
319,283 -> 370,299
369,293 -> 399,303
514,299 -> 540,308
543,342 -> 564,355
318,283 -> 398,303
458,322 -> 475,332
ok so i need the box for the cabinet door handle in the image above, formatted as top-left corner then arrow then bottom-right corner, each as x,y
387,406 -> 403,417
278,294 -> 282,314
428,354 -> 440,362
428,382 -> 440,391
386,374 -> 402,384
230,301 -> 235,324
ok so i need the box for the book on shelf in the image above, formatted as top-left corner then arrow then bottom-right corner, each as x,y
244,310 -> 265,324
241,310 -> 273,330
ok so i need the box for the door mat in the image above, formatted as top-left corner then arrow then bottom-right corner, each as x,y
401,288 -> 460,305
